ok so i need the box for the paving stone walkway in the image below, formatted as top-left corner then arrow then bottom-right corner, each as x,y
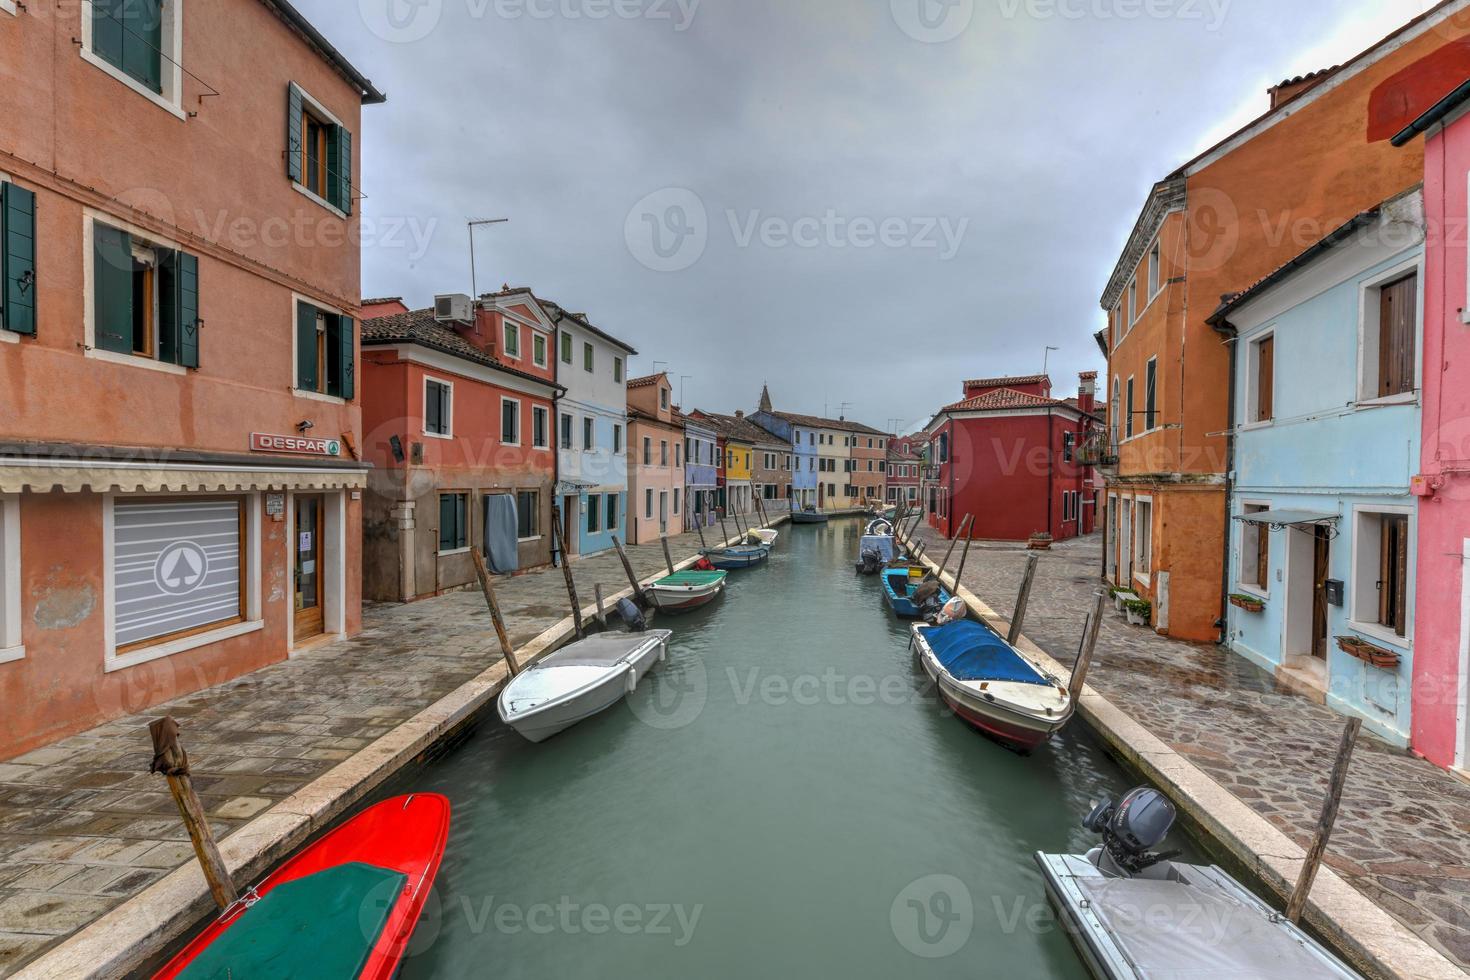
0,521 -> 762,976
908,525 -> 1470,972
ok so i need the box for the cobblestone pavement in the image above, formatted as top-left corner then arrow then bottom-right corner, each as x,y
908,526 -> 1470,971
0,519 -> 768,976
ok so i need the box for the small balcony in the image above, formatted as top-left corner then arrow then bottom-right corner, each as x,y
1076,432 -> 1119,471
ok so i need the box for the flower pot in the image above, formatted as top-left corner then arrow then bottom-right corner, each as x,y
1126,610 -> 1147,626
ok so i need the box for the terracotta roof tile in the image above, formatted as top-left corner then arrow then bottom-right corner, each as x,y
769,411 -> 885,435
362,308 -> 563,392
626,374 -> 664,390
942,387 -> 1063,412
962,374 -> 1049,390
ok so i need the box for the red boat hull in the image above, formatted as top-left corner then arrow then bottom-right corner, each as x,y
155,793 -> 451,980
936,688 -> 1054,752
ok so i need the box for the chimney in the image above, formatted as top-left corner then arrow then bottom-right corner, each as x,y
1268,68 -> 1335,110
1078,371 -> 1098,415
735,410 -> 745,419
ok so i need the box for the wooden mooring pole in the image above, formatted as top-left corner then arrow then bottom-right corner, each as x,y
661,536 -> 677,577
149,718 -> 238,910
1007,554 -> 1041,646
940,515 -> 971,584
472,548 -> 521,676
1286,717 -> 1363,924
611,536 -> 647,606
952,520 -> 976,594
550,506 -> 584,639
594,583 -> 608,628
1067,589 -> 1106,704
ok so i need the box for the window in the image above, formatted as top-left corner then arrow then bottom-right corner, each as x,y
583,417 -> 595,451
532,406 -> 549,449
533,333 -> 547,367
645,488 -> 654,519
111,497 -> 250,657
561,414 -> 574,451
643,437 -> 652,466
614,357 -> 624,383
1,182 -> 37,337
587,494 -> 603,535
613,425 -> 623,454
1111,377 -> 1121,446
91,0 -> 162,91
424,379 -> 452,437
1128,278 -> 1138,325
1243,334 -> 1273,424
0,495 -> 22,663
1370,272 -> 1418,400
1148,240 -> 1161,297
501,398 -> 521,446
674,489 -> 681,515
660,441 -> 669,466
1125,378 -> 1136,439
1063,431 -> 1076,462
503,321 -> 521,360
1240,503 -> 1269,593
93,220 -> 200,369
606,494 -> 619,531
1144,357 -> 1157,431
517,491 -> 540,540
561,332 -> 573,364
287,84 -> 352,214
584,342 -> 594,373
660,388 -> 669,410
1134,499 -> 1153,581
292,299 -> 355,399
439,493 -> 468,554
1355,511 -> 1411,638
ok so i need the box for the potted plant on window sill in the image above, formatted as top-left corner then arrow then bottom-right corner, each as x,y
1229,593 -> 1266,613
1028,531 -> 1054,551
1336,635 -> 1401,670
1124,598 -> 1152,627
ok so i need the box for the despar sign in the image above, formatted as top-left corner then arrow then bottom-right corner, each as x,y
250,432 -> 342,457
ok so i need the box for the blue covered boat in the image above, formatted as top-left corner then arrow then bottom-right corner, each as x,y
882,569 -> 950,618
702,544 -> 770,570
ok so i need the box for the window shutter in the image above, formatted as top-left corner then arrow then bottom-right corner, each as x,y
3,184 -> 37,336
330,127 -> 353,215
93,223 -> 134,354
92,0 -> 125,72
336,315 -> 355,400
124,0 -> 163,94
286,84 -> 305,183
295,302 -> 318,391
158,250 -> 199,367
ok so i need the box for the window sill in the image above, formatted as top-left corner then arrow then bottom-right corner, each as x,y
438,547 -> 470,558
79,49 -> 187,121
1346,621 -> 1410,651
105,620 -> 264,674
294,388 -> 348,405
0,330 -> 18,344
1239,420 -> 1273,432
1235,584 -> 1269,601
291,182 -> 349,220
1355,393 -> 1418,410
518,535 -> 543,544
0,645 -> 24,666
0,0 -> 15,15
423,431 -> 455,441
86,348 -> 188,376
1133,573 -> 1152,588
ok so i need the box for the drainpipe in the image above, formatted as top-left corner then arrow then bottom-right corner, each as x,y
1046,408 -> 1055,538
1213,317 -> 1239,646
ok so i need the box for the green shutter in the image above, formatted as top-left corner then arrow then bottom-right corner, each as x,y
3,184 -> 37,336
122,0 -> 163,94
158,250 -> 197,366
333,127 -> 353,215
286,84 -> 304,183
296,302 -> 318,391
92,0 -> 125,72
337,316 -> 355,400
93,223 -> 133,354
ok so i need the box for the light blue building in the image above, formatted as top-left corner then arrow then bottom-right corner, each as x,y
1211,191 -> 1423,746
750,386 -> 819,510
546,303 -> 636,559
682,412 -> 719,530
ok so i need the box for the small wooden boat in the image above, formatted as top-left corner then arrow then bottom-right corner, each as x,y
910,620 -> 1071,750
1036,789 -> 1357,979
155,793 -> 450,980
747,528 -> 779,547
499,630 -> 674,743
646,570 -> 727,613
702,543 -> 770,570
790,507 -> 829,525
882,568 -> 949,618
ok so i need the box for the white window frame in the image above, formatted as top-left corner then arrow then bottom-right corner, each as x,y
516,489 -> 542,543
1124,375 -> 1136,441
583,417 -> 595,451
82,210 -> 188,376
286,84 -> 349,219
436,491 -> 471,558
79,0 -> 186,121
503,321 -> 521,361
291,293 -> 350,404
1127,278 -> 1138,327
660,388 -> 670,410
500,396 -> 522,448
1143,356 -> 1158,433
1148,238 -> 1162,298
1356,256 -> 1424,407
532,331 -> 548,368
1348,503 -> 1414,648
1236,499 -> 1272,599
531,405 -> 549,450
0,495 -> 22,665
103,492 -> 265,673
1243,328 -> 1276,427
423,376 -> 454,439
1133,495 -> 1154,587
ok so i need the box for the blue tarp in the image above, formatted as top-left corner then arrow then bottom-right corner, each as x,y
483,494 -> 520,574
918,621 -> 1050,687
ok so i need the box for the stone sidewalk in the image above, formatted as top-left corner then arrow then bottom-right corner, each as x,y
909,526 -> 1470,972
0,520 -> 767,976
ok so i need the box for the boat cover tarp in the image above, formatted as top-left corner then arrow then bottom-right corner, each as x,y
1073,875 -> 1354,977
483,493 -> 520,574
861,535 -> 895,561
179,862 -> 406,979
536,631 -> 670,669
655,572 -> 727,586
919,622 -> 1049,687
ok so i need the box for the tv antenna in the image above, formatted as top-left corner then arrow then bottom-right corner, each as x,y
468,218 -> 509,301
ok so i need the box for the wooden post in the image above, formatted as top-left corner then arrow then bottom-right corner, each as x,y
1008,554 -> 1041,646
149,718 -> 238,910
939,515 -> 970,584
694,518 -> 709,551
611,536 -> 648,605
953,520 -> 976,594
1067,589 -> 1106,704
550,506 -> 584,639
719,513 -> 731,548
472,548 -> 521,676
1286,718 -> 1363,924
661,536 -> 676,576
594,583 -> 608,628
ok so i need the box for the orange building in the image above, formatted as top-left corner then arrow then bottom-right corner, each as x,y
0,0 -> 383,757
1100,4 -> 1470,641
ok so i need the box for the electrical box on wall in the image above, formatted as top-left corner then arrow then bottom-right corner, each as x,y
1325,579 -> 1345,607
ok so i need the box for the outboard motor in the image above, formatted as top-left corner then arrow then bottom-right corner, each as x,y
1083,787 -> 1178,876
615,597 -> 648,633
858,547 -> 885,575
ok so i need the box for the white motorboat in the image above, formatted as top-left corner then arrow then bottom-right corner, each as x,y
748,528 -> 779,547
1036,788 -> 1360,979
498,630 -> 673,743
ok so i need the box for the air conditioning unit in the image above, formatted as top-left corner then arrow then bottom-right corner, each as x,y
434,293 -> 473,324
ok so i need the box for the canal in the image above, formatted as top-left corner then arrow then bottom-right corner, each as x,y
384,518 -> 1180,978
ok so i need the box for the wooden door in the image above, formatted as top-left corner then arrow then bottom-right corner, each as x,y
293,494 -> 325,643
1311,526 -> 1331,659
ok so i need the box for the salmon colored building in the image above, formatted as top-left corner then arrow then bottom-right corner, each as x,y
626,374 -> 684,544
886,436 -> 923,507
0,0 -> 384,758
849,427 -> 888,507
360,290 -> 562,601
1100,3 -> 1470,641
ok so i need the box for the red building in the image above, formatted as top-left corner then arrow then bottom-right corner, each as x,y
360,290 -> 562,601
924,373 -> 1101,542
887,436 -> 923,506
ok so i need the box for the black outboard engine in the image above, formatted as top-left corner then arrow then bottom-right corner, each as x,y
615,597 -> 648,633
858,547 -> 885,575
1083,787 -> 1178,876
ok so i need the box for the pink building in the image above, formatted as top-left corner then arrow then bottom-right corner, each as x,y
1395,83 -> 1470,772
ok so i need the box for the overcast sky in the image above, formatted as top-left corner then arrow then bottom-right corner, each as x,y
300,0 -> 1440,432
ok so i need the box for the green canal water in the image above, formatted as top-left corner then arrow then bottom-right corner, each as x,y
385,519 -> 1177,978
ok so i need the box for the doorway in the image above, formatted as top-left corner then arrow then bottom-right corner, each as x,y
293,493 -> 325,643
1311,526 -> 1331,660
1119,500 -> 1133,586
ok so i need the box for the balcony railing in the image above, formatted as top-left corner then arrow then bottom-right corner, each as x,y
1076,431 -> 1119,468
